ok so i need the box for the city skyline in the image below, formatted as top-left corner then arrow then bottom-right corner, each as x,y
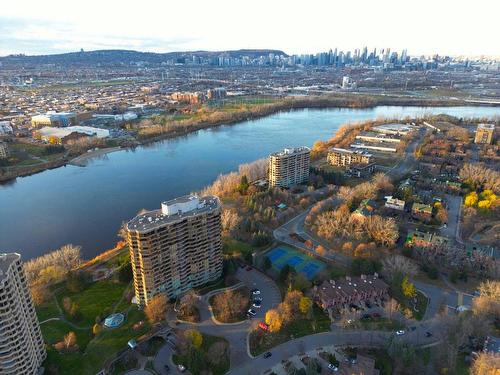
1,0 -> 499,57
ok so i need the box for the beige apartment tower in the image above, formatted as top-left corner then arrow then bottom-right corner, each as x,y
474,123 -> 495,144
268,147 -> 311,188
0,253 -> 46,375
126,195 -> 223,306
327,147 -> 373,167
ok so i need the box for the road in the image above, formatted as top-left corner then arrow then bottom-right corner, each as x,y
229,328 -> 439,375
440,193 -> 463,244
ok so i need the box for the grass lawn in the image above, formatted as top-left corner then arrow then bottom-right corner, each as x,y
395,290 -> 428,321
249,305 -> 330,356
172,333 -> 230,375
36,300 -> 61,322
57,279 -> 129,326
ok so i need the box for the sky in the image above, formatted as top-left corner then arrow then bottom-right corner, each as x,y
1,0 -> 499,57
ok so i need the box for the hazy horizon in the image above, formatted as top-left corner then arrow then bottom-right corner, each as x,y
1,0 -> 499,58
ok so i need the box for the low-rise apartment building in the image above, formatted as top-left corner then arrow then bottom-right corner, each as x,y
474,123 -> 495,144
384,196 -> 405,211
327,147 -> 373,167
269,147 -> 310,188
315,274 -> 389,311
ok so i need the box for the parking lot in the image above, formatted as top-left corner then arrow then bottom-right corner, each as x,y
235,267 -> 282,321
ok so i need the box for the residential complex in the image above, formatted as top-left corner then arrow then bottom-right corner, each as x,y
126,195 -> 223,306
474,123 -> 495,144
315,274 -> 389,311
268,147 -> 310,188
0,253 -> 46,375
327,147 -> 373,167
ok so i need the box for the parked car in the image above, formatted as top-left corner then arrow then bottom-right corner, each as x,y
253,300 -> 262,308
164,364 -> 170,372
247,309 -> 257,317
425,331 -> 433,337
177,364 -> 186,372
396,330 -> 405,335
246,266 -> 252,271
253,296 -> 263,302
251,289 -> 261,295
259,322 -> 269,332
263,351 -> 272,358
327,363 -> 339,371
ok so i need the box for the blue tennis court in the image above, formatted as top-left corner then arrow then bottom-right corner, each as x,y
266,246 -> 326,280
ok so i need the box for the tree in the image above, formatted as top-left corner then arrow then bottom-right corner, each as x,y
30,283 -> 50,306
118,263 -> 133,283
299,297 -> 313,316
221,209 -> 241,236
265,309 -> 283,333
64,332 -> 77,349
263,256 -> 272,271
315,245 -> 327,256
365,215 -> 399,247
212,289 -> 249,322
351,259 -> 381,276
280,264 -> 295,282
184,329 -> 203,349
92,323 -> 102,335
382,255 -> 418,282
144,294 -> 168,324
401,276 -> 417,299
470,352 -> 500,375
342,241 -> 354,254
237,175 -> 250,194
465,192 -> 479,207
292,273 -> 312,292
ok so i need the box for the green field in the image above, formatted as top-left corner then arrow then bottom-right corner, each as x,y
37,274 -> 148,375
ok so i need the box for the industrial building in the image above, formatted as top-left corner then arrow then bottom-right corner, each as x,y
268,147 -> 310,188
126,195 -> 223,306
0,253 -> 46,375
31,111 -> 78,128
474,123 -> 495,144
34,126 -> 109,144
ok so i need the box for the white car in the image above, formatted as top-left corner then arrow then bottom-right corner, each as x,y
396,330 -> 405,335
327,363 -> 339,371
247,309 -> 257,316
253,301 -> 262,308
252,289 -> 261,295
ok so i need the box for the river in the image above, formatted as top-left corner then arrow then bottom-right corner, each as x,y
1,105 -> 499,260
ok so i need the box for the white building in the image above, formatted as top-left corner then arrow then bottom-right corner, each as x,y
36,126 -> 109,143
385,196 -> 405,211
372,123 -> 417,136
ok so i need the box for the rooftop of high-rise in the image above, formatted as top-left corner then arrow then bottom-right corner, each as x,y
127,195 -> 220,233
0,253 -> 21,282
270,146 -> 310,158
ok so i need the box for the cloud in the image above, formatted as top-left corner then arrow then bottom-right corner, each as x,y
0,17 -> 198,55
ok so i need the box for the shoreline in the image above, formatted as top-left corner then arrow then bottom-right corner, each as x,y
69,146 -> 123,166
1,97 -> 499,183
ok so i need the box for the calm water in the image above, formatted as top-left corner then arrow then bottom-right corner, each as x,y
1,106 -> 499,259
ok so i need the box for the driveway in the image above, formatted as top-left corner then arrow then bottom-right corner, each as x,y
153,343 -> 182,375
169,268 -> 283,368
441,193 -> 463,243
414,280 -> 474,318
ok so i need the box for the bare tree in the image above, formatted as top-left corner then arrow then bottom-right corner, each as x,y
382,255 -> 419,282
144,294 -> 168,324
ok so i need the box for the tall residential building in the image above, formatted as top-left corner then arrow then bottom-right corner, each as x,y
0,253 -> 46,375
268,147 -> 310,188
126,195 -> 222,306
474,123 -> 495,144
0,142 -> 10,159
327,147 -> 373,167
